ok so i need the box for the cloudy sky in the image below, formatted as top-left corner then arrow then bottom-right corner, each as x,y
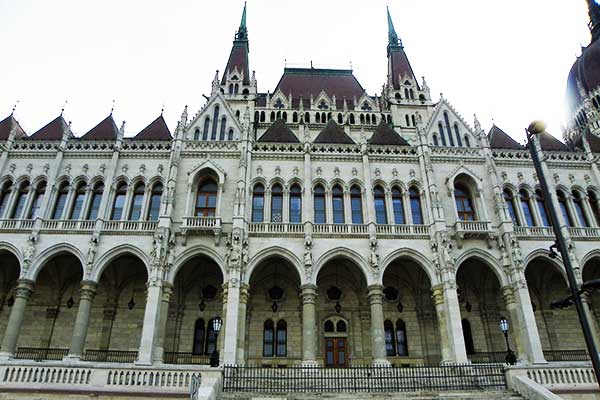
0,0 -> 591,142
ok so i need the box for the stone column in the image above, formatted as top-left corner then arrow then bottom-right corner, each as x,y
154,282 -> 173,363
502,283 -> 546,364
223,280 -> 241,365
66,280 -> 97,359
136,277 -> 163,365
300,284 -> 318,365
367,285 -> 389,365
236,284 -> 249,364
0,279 -> 34,359
432,282 -> 468,363
581,294 -> 600,353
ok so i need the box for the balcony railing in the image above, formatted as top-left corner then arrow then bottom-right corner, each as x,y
41,219 -> 96,232
181,216 -> 221,229
514,225 -> 555,239
14,347 -> 138,363
82,349 -> 138,363
568,227 -> 600,240
0,219 -> 35,230
376,224 -> 430,238
543,349 -> 589,362
163,352 -> 210,365
454,220 -> 492,234
102,220 -> 158,233
248,222 -> 303,236
15,347 -> 68,361
312,223 -> 369,236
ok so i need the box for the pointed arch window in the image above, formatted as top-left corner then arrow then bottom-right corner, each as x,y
535,190 -> 551,227
411,115 -> 416,126
194,128 -> 200,140
282,111 -> 287,122
374,185 -> 387,224
210,106 -> 220,140
314,185 -> 326,224
128,183 -> 145,221
405,115 -> 410,126
557,190 -> 574,227
289,184 -> 302,223
350,185 -> 363,224
373,115 -> 377,125
0,181 -> 13,218
251,183 -> 265,222
349,114 -> 355,124
573,190 -> 590,227
332,185 -> 345,224
462,319 -> 475,355
360,114 -> 365,124
455,183 -> 476,221
410,187 -> 423,224
219,116 -> 227,140
337,113 -> 343,124
53,182 -> 70,220
148,182 -> 163,221
69,183 -> 87,220
454,124 -> 463,146
270,111 -> 275,122
444,112 -> 454,146
87,182 -> 104,220
316,113 -> 321,124
396,319 -> 408,356
205,318 -> 217,355
192,319 -> 205,355
588,190 -> 600,226
271,184 -> 283,222
366,114 -> 371,125
228,129 -> 234,140
438,123 -> 447,146
11,181 -> 30,219
28,181 -> 46,220
303,112 -> 310,123
111,182 -> 127,220
202,117 -> 210,141
195,179 -> 218,217
384,320 -> 396,356
276,320 -> 287,357
392,186 -> 405,224
432,135 -> 439,146
464,135 -> 471,147
293,112 -> 298,123
263,319 -> 275,357
260,111 -> 266,122
404,88 -> 409,99
503,189 -> 519,225
519,190 -> 535,226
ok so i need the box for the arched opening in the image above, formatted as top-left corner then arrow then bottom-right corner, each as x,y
86,182 -> 104,220
110,182 -> 127,220
557,190 -> 574,227
349,114 -> 355,125
374,185 -> 387,224
195,178 -> 218,217
453,176 -> 478,221
331,184 -> 345,224
0,180 -> 13,218
69,182 -> 88,220
314,184 -> 326,224
534,190 -> 551,227
503,188 -> 519,225
10,181 -> 30,219
0,250 -> 20,345
409,187 -> 423,225
147,182 -> 163,221
271,184 -> 283,223
572,190 -> 590,227
350,185 -> 363,224
289,184 -> 302,223
51,182 -> 70,220
588,190 -> 600,226
27,180 -> 47,220
251,183 -> 265,223
519,189 -> 535,226
128,182 -> 145,221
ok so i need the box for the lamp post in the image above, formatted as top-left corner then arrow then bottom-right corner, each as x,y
526,121 -> 600,384
498,317 -> 517,365
209,316 -> 223,367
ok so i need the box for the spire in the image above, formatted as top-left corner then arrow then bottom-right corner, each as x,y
236,2 -> 248,41
588,0 -> 600,42
387,6 -> 401,48
222,2 -> 250,85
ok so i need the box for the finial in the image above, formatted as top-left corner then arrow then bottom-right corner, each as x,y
110,99 -> 115,115
10,100 -> 19,116
310,60 -> 313,69
60,100 -> 68,116
161,103 -> 164,116
387,6 -> 401,47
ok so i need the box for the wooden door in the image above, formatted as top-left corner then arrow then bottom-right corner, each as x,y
325,338 -> 347,367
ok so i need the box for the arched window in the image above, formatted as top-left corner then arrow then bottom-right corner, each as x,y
276,320 -> 287,357
392,186 -> 405,224
271,184 -> 283,222
235,110 -> 240,119
202,117 -> 210,140
293,112 -> 298,123
360,114 -> 365,124
304,112 -> 310,123
194,128 -> 200,140
282,112 -> 287,122
454,183 -> 476,221
210,106 -> 220,140
69,182 -> 87,220
254,111 -> 259,122
337,113 -> 343,124
289,184 -> 302,223
503,189 -> 519,225
332,185 -> 345,224
384,320 -> 396,356
409,187 -> 423,224
454,124 -> 463,146
350,185 -> 363,224
53,182 -> 70,220
314,185 -> 326,224
192,319 -> 205,355
336,320 -> 347,332
557,190 -> 574,227
438,123 -> 447,146
411,115 -> 416,126
396,319 -> 408,356
228,84 -> 234,94
270,111 -> 275,122
374,185 -> 387,224
111,182 -> 127,220
535,190 -> 551,227
462,319 -> 475,355
409,89 -> 414,100
432,135 -> 439,146
349,114 -> 355,124
373,115 -> 377,125
234,84 -> 239,94
464,135 -> 471,147
366,114 -> 371,125
444,112 -> 454,146
316,113 -> 321,124
87,182 -> 104,220
228,129 -> 234,141
405,115 -> 410,126
404,88 -> 409,99
128,183 -> 145,221
195,179 -> 218,217
148,183 -> 163,220
260,111 -> 266,122
251,183 -> 265,222
11,181 -> 30,219
573,190 -> 590,227
205,318 -> 217,355
519,190 -> 535,226
588,190 -> 600,226
28,181 -> 46,219
324,320 -> 334,332
0,180 -> 13,218
263,319 -> 275,357
219,116 -> 227,140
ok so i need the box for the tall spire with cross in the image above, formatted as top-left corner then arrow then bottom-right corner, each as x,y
221,2 -> 251,85
386,6 -> 417,90
387,6 -> 402,48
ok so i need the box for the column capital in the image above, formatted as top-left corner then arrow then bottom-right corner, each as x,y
501,285 -> 516,306
300,284 -> 318,304
79,280 -> 98,301
239,283 -> 250,304
431,284 -> 444,306
162,282 -> 174,303
367,284 -> 384,305
15,279 -> 34,300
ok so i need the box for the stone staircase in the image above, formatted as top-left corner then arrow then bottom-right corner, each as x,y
219,390 -> 525,400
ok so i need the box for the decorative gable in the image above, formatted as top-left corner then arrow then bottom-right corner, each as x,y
425,98 -> 477,148
186,92 -> 243,141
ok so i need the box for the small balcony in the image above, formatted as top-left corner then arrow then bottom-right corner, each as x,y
0,219 -> 35,232
41,219 -> 96,233
375,224 -> 430,239
568,227 -> 600,240
311,223 -> 369,238
248,222 -> 304,237
101,220 -> 158,234
514,225 -> 555,239
453,220 -> 494,248
181,216 -> 222,244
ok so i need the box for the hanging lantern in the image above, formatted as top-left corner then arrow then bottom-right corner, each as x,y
7,295 -> 14,307
67,296 -> 74,309
199,299 -> 206,312
397,300 -> 404,313
334,301 -> 342,314
271,301 -> 278,313
128,296 -> 136,310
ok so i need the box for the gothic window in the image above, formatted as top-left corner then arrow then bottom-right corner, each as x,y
464,135 -> 470,147
405,115 -> 410,127
128,183 -> 145,221
410,187 -> 423,224
202,117 -> 210,141
194,128 -> 200,140
519,190 -> 535,226
396,319 -> 408,356
366,114 -> 371,125
360,114 -> 365,124
289,184 -> 302,223
219,116 -> 227,140
588,190 -> 600,226
336,320 -> 347,332
111,182 -> 127,220
350,185 -> 363,224
337,113 -> 343,124
535,190 -> 551,227
205,318 -> 217,355
444,112 -> 454,146
314,184 -> 326,224
572,190 -> 590,227
411,115 -> 416,126
254,111 -> 259,122
0,180 -> 13,218
454,124 -> 463,146
87,182 -> 104,220
503,189 -> 519,225
409,89 -> 415,100
316,113 -> 321,124
234,84 -> 239,94
69,182 -> 87,220
192,319 -> 205,355
270,111 -> 275,122
318,101 -> 329,110
274,99 -> 284,109
557,190 -> 574,227
28,181 -> 46,220
52,182 -> 70,219
332,184 -> 345,224
251,183 -> 265,222
228,84 -> 234,95
282,111 -> 287,122
349,114 -> 355,124
324,320 -> 334,332
293,112 -> 298,123
323,112 -> 328,122
148,182 -> 163,221
455,183 -> 476,221
432,135 -> 439,146
195,179 -> 218,217
271,184 -> 283,222
260,111 -> 266,122
374,185 -> 387,224
438,123 -> 446,146
384,320 -> 396,356
276,320 -> 287,357
11,181 -> 30,219
304,112 -> 310,123
462,319 -> 475,355
236,110 -> 240,119
228,129 -> 234,141
392,186 -> 405,224
404,88 -> 409,99
210,106 -> 220,140
263,319 -> 275,357
372,115 -> 377,125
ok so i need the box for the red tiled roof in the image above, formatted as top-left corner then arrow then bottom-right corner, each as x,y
257,119 -> 299,143
134,116 -> 172,140
488,125 -> 523,150
0,115 -> 25,140
221,41 -> 250,85
389,47 -> 418,90
538,131 -> 570,151
314,120 -> 355,144
369,121 -> 409,145
80,115 -> 119,140
28,116 -> 68,140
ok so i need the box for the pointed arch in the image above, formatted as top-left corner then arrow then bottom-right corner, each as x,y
380,248 -> 438,286
455,248 -> 509,287
27,243 -> 86,281
90,244 -> 150,283
313,247 -> 371,286
245,246 -> 304,285
166,244 -> 226,284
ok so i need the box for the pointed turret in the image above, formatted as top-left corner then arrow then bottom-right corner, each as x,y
237,1 -> 248,41
386,7 -> 418,90
387,6 -> 401,48
221,2 -> 250,86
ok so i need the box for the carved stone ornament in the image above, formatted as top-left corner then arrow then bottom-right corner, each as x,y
374,168 -> 381,178
569,174 -> 575,184
8,164 -> 16,174
157,164 -> 164,175
99,163 -> 106,174
275,166 -> 281,176
65,163 -> 72,175
316,167 -> 322,176
256,165 -> 263,176
82,163 -> 89,174
553,173 -> 560,184
392,168 -> 398,178
43,163 -> 50,174
121,164 -> 128,174
334,167 -> 340,177
585,174 -> 591,185
352,167 -> 358,177
517,172 -> 523,183
409,169 -> 416,179
25,163 -> 33,174
139,164 -> 146,174
292,166 -> 299,176
501,172 -> 508,182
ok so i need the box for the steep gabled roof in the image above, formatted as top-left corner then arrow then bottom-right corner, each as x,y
538,131 -> 570,151
28,115 -> 68,140
80,115 -> 119,140
257,119 -> 299,143
314,120 -> 355,144
488,125 -> 523,150
134,116 -> 172,140
0,114 -> 26,140
369,121 -> 409,145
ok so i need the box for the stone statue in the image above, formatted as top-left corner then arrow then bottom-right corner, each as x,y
369,237 -> 379,268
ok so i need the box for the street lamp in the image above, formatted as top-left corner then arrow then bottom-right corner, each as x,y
209,316 -> 223,367
498,317 -> 517,365
526,121 -> 600,384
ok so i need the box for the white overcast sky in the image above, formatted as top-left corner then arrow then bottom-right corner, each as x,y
0,0 -> 591,142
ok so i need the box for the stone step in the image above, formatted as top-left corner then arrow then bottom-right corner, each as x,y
219,390 -> 524,400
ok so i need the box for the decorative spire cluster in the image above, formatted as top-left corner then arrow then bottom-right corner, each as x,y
387,6 -> 402,48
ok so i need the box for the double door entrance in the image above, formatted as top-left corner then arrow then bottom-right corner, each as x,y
324,338 -> 347,367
